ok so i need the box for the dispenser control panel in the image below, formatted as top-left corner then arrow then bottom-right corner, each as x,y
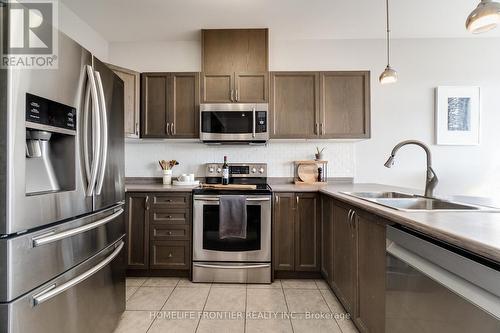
26,93 -> 76,131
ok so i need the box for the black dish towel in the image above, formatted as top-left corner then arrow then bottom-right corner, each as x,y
219,195 -> 247,239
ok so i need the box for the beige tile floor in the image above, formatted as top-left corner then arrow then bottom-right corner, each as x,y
116,277 -> 359,333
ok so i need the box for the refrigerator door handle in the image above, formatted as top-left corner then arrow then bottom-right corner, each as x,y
85,65 -> 101,196
94,70 -> 108,196
83,80 -> 91,184
32,208 -> 124,247
32,240 -> 124,306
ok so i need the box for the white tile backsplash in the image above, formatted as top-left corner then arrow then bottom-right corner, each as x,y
125,140 -> 355,178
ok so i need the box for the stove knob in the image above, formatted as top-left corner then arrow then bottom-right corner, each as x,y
216,167 -> 222,173
251,167 -> 257,173
258,167 -> 265,174
208,167 -> 214,173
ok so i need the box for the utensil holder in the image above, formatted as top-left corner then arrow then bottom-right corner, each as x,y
163,169 -> 173,185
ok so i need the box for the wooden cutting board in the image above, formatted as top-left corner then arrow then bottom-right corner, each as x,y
297,163 -> 319,183
201,184 -> 257,190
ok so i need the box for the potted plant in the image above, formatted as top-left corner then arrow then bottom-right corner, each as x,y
315,147 -> 325,160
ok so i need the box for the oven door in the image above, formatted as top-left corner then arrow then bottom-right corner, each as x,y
193,195 -> 271,262
199,103 -> 268,142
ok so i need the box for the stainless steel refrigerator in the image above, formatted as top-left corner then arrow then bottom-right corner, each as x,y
0,6 -> 126,333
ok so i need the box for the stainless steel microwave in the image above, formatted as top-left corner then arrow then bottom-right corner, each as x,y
200,103 -> 269,144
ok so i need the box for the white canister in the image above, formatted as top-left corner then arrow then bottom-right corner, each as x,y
188,174 -> 195,182
163,169 -> 173,185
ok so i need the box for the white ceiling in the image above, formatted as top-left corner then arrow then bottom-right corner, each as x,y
61,0 -> 500,42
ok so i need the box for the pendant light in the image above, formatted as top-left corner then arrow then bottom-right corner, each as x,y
379,0 -> 397,84
466,0 -> 500,34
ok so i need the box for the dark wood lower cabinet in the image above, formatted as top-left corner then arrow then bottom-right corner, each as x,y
320,195 -> 387,333
332,201 -> 357,315
150,240 -> 190,270
320,195 -> 334,286
125,193 -> 149,270
295,193 -> 320,271
273,193 -> 295,271
273,192 -> 320,276
355,211 -> 386,333
125,192 -> 192,276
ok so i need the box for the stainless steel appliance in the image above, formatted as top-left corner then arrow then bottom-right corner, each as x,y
192,163 -> 271,283
0,8 -> 125,333
200,103 -> 269,144
386,225 -> 500,332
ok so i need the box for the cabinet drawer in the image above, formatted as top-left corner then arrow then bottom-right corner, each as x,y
151,210 -> 189,225
152,194 -> 191,208
150,241 -> 190,270
151,225 -> 190,241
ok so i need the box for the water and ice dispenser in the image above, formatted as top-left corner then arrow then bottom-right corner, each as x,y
25,93 -> 77,195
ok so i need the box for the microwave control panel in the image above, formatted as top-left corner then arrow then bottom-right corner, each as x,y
256,111 -> 267,133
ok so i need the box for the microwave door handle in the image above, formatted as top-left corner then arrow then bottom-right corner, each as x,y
94,71 -> 108,196
252,107 -> 256,138
85,65 -> 101,197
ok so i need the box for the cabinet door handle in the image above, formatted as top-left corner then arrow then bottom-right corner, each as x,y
296,195 -> 299,205
320,123 -> 324,135
166,123 -> 170,135
167,231 -> 173,236
230,89 -> 234,102
315,123 -> 319,135
275,196 -> 279,204
347,209 -> 352,224
236,89 -> 239,102
168,253 -> 173,258
135,122 -> 139,136
145,196 -> 150,210
171,122 -> 175,135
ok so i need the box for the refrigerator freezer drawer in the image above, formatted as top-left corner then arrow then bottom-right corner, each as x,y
0,204 -> 125,302
0,238 -> 126,333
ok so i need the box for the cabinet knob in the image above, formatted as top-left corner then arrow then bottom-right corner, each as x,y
167,231 -> 173,235
168,253 -> 173,258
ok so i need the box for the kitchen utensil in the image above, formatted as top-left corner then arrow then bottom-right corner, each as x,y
297,164 -> 319,183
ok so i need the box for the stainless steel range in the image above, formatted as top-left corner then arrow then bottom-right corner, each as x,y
192,163 -> 272,283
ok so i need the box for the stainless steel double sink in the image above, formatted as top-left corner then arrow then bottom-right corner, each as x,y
340,191 -> 497,212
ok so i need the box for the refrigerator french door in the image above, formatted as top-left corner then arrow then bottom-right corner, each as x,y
0,6 -> 125,332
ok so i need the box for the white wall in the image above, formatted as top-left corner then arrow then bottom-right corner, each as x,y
111,38 -> 500,198
59,3 -> 109,60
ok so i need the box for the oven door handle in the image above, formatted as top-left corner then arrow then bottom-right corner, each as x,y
193,263 -> 270,270
194,197 -> 271,202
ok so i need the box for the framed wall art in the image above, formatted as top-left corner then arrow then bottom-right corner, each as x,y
435,86 -> 480,145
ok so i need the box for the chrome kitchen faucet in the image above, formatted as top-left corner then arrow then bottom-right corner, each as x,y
384,140 -> 438,198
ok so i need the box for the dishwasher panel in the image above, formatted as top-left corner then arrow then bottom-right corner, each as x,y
386,226 -> 500,333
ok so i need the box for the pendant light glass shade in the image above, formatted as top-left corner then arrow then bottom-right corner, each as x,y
379,66 -> 398,84
379,0 -> 397,84
466,0 -> 500,34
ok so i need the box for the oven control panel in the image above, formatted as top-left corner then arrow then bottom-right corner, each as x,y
205,163 -> 267,177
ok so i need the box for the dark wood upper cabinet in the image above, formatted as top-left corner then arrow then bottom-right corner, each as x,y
234,72 -> 268,103
141,73 -> 168,138
355,211 -> 386,333
125,193 -> 149,270
168,72 -> 200,138
320,71 -> 370,138
270,71 -> 370,139
295,193 -> 320,271
273,193 -> 295,271
270,72 -> 320,138
321,195 -> 334,287
332,201 -> 357,315
108,64 -> 140,138
141,72 -> 199,138
201,29 -> 269,103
